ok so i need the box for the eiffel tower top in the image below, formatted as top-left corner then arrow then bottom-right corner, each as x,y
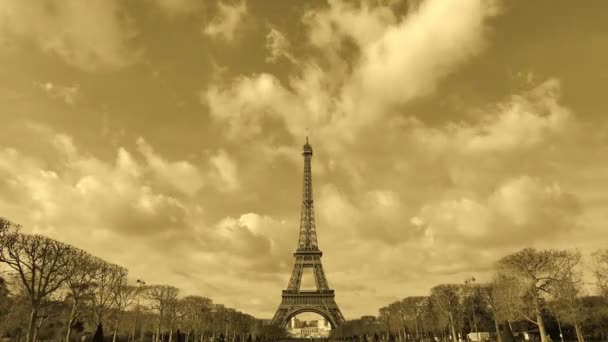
302,136 -> 312,156
296,136 -> 320,253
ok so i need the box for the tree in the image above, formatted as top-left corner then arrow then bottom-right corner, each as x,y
0,275 -> 12,338
578,296 -> 608,341
146,285 -> 180,342
478,281 -> 504,342
179,296 -> 213,342
497,248 -> 580,342
491,273 -> 524,334
0,275 -> 31,342
166,295 -> 180,342
549,253 -> 585,342
401,297 -> 428,340
64,250 -> 101,342
0,232 -> 78,342
0,217 -> 16,240
592,249 -> 608,297
90,261 -> 128,326
110,284 -> 139,342
430,284 -> 462,342
379,306 -> 391,339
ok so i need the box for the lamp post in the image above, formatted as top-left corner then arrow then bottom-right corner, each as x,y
465,277 -> 480,342
133,279 -> 146,342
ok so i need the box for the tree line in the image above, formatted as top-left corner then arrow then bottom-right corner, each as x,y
0,218 -> 281,342
331,248 -> 608,342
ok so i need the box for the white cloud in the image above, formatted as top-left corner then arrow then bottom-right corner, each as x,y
0,130 -> 297,316
151,0 -> 203,16
411,79 -> 571,153
265,28 -> 294,64
204,73 -> 301,140
203,0 -> 247,42
338,0 -> 501,130
0,0 -> 139,71
35,81 -> 80,105
136,138 -> 204,197
204,0 -> 500,146
303,0 -> 397,50
416,176 -> 580,248
210,150 -> 239,192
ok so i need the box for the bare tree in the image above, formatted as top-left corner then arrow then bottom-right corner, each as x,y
592,249 -> 608,297
166,295 -> 180,342
401,296 -> 428,341
491,273 -> 525,334
430,284 -> 462,342
549,252 -> 585,342
478,281 -> 505,342
379,306 -> 391,340
180,295 -> 212,342
0,217 -> 18,235
0,275 -> 12,339
110,284 -> 139,342
0,217 -> 19,253
497,248 -> 580,342
90,261 -> 128,326
64,250 -> 101,342
146,285 -> 180,342
0,232 -> 77,342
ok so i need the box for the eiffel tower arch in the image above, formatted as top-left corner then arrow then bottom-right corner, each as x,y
271,138 -> 345,329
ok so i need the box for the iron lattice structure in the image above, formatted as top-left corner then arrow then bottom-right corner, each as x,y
271,138 -> 345,329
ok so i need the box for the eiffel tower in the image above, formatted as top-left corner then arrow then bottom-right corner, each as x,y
271,138 -> 345,329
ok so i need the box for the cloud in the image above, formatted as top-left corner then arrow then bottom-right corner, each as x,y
35,81 -> 80,105
204,73 -> 300,140
136,138 -> 204,197
337,0 -> 501,132
203,0 -> 247,42
410,79 -> 571,156
415,176 -> 580,247
0,0 -> 139,71
0,129 -> 297,315
204,0 -> 500,146
209,150 -> 239,192
303,0 -> 397,51
213,213 -> 292,267
151,0 -> 203,16
0,134 -> 203,241
265,28 -> 294,64
316,185 -> 419,246
394,78 -> 576,193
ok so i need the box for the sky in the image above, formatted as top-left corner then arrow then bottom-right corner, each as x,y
1,0 -> 608,319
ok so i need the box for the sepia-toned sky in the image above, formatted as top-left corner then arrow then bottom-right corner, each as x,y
1,0 -> 608,319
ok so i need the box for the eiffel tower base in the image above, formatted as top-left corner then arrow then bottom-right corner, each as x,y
271,290 -> 345,329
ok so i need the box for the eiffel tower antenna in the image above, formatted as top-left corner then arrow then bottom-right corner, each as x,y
306,127 -> 310,144
271,138 -> 345,329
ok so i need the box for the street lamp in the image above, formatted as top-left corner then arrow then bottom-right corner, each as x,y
465,277 -> 480,342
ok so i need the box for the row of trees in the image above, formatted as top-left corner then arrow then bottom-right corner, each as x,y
0,218 -> 273,342
332,248 -> 608,342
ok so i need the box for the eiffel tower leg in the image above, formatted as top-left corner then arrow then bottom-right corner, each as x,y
271,307 -> 288,327
312,260 -> 329,291
287,260 -> 303,291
